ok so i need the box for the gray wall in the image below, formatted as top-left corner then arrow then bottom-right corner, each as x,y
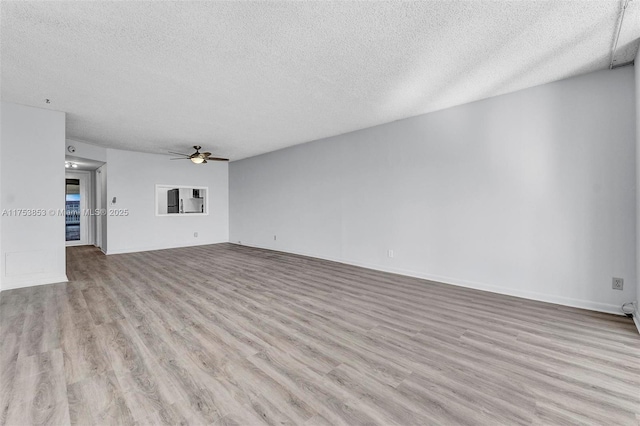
230,68 -> 636,314
636,56 -> 640,328
60,140 -> 229,255
1,102 -> 67,290
105,149 -> 229,254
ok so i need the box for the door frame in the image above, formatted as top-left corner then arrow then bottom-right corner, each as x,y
65,171 -> 90,246
95,166 -> 103,250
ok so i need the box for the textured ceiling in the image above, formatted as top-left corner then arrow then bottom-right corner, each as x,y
2,1 -> 639,160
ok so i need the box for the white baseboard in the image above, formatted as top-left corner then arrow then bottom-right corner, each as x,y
1,274 -> 69,292
106,240 -> 228,255
233,242 -> 624,316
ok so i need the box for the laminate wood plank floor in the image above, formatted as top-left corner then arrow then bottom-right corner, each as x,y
1,243 -> 639,425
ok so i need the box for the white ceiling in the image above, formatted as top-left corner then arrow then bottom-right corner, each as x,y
2,1 -> 639,161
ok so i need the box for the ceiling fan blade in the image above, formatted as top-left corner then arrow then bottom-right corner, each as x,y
168,151 -> 189,156
202,152 -> 211,157
170,157 -> 191,160
202,160 -> 208,164
206,157 -> 229,162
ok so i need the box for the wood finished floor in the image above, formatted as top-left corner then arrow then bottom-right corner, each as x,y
1,244 -> 639,425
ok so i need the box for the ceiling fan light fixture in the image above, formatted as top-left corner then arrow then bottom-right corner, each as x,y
169,146 -> 229,164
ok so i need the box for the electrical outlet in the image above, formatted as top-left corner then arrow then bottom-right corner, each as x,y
388,249 -> 394,258
194,232 -> 198,238
612,277 -> 623,290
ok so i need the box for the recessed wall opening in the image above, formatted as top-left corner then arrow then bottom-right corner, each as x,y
64,155 -> 105,248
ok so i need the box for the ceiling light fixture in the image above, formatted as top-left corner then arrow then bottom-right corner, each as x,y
65,162 -> 78,168
169,146 -> 229,164
65,162 -> 70,168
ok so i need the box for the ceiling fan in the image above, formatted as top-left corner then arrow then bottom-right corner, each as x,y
169,146 -> 229,164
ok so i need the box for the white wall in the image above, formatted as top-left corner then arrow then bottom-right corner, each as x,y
0,105 -> 3,284
157,186 -> 170,215
66,138 -> 107,162
635,57 -> 640,331
106,149 -> 228,254
231,68 -> 636,315
97,164 -> 108,252
61,139 -> 229,255
1,102 -> 67,290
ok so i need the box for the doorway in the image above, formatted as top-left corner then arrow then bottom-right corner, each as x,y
65,171 -> 90,246
64,156 -> 106,251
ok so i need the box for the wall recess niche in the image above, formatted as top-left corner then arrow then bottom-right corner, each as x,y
155,184 -> 208,216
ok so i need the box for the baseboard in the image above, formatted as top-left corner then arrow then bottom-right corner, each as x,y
0,274 -> 69,292
106,240 -> 228,255
232,242 -> 624,316
634,305 -> 640,334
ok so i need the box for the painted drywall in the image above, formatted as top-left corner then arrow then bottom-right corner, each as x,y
97,164 -> 108,253
636,57 -> 640,332
0,102 -> 67,291
230,68 -> 636,315
66,138 -> 107,162
0,105 -> 2,284
59,139 -> 229,255
106,149 -> 228,254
